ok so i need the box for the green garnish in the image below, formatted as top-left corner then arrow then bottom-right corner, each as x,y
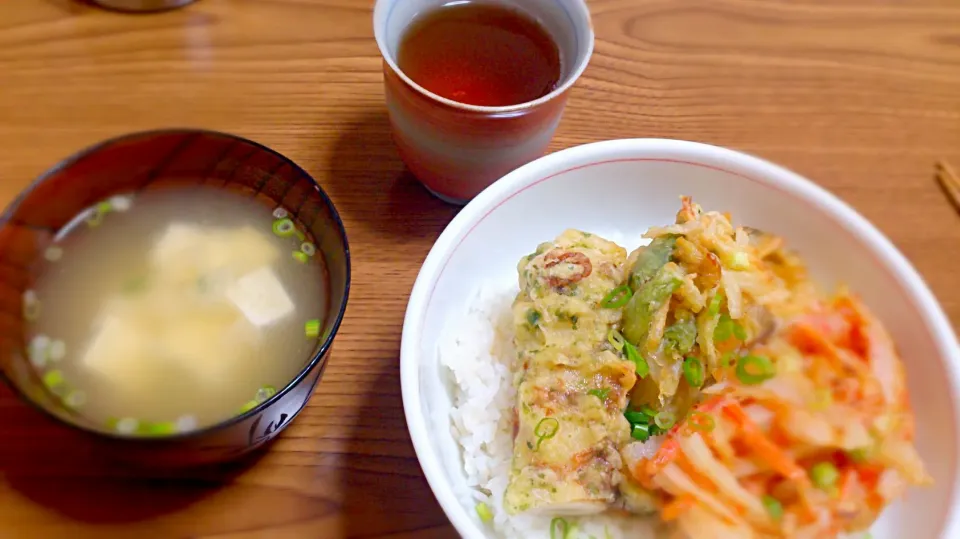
641,405 -> 657,417
654,410 -> 676,430
624,409 -> 647,424
292,251 -> 309,263
708,291 -> 724,316
550,517 -> 575,539
587,388 -> 611,401
600,285 -> 632,309
762,495 -> 783,521
688,411 -> 715,433
623,341 -> 648,378
732,321 -> 748,341
141,421 -> 177,436
630,422 -> 651,442
527,309 -> 541,327
272,218 -> 296,237
607,329 -> 625,351
714,314 -> 734,341
736,355 -> 776,385
683,356 -> 704,387
811,461 -> 839,491
475,502 -> 493,523
42,369 -> 65,389
239,400 -> 259,414
847,447 -> 872,463
534,417 -> 560,451
300,242 -> 316,257
305,319 -> 321,338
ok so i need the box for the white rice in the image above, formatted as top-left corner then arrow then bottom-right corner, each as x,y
438,268 -> 662,539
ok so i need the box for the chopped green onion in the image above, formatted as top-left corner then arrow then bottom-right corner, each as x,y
708,292 -> 724,316
623,341 -> 648,378
239,400 -> 259,414
305,319 -> 321,338
762,495 -> 783,521
273,207 -> 289,219
688,411 -> 715,433
42,369 -> 65,389
682,356 -> 704,387
294,229 -> 306,241
255,385 -> 277,403
630,422 -> 651,442
587,388 -> 611,401
736,355 -> 776,385
624,410 -> 647,424
714,314 -> 733,342
527,309 -> 541,327
272,218 -> 296,237
732,321 -> 748,341
300,242 -> 316,257
292,250 -> 309,263
550,517 -> 573,539
534,417 -> 559,451
641,405 -> 657,417
96,200 -> 113,214
600,285 -> 632,308
607,329 -> 625,351
810,461 -> 839,491
847,447 -> 872,463
475,502 -> 493,523
654,410 -> 676,430
141,421 -> 177,436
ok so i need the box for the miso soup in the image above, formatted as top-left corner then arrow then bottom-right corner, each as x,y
22,186 -> 329,436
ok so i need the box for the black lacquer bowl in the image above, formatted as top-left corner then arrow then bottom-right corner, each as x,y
0,129 -> 350,466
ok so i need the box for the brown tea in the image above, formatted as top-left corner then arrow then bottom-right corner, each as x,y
397,2 -> 562,107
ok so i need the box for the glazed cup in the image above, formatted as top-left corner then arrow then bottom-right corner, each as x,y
373,0 -> 594,204
0,129 -> 350,467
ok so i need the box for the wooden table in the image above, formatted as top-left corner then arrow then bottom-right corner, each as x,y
0,0 -> 958,537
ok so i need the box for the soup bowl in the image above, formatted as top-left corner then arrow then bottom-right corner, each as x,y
401,139 -> 960,538
0,129 -> 350,466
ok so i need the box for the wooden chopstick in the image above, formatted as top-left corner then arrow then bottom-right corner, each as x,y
935,160 -> 960,215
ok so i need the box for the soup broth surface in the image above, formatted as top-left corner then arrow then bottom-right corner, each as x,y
25,186 -> 328,435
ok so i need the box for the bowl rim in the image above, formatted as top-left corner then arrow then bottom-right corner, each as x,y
400,137 -> 960,538
0,127 -> 352,444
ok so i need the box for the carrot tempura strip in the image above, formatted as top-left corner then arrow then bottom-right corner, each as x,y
723,402 -> 810,486
661,494 -> 696,521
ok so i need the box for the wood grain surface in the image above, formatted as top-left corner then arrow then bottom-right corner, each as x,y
0,0 -> 959,537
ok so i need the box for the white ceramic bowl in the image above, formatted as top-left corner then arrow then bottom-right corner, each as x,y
401,139 -> 960,538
